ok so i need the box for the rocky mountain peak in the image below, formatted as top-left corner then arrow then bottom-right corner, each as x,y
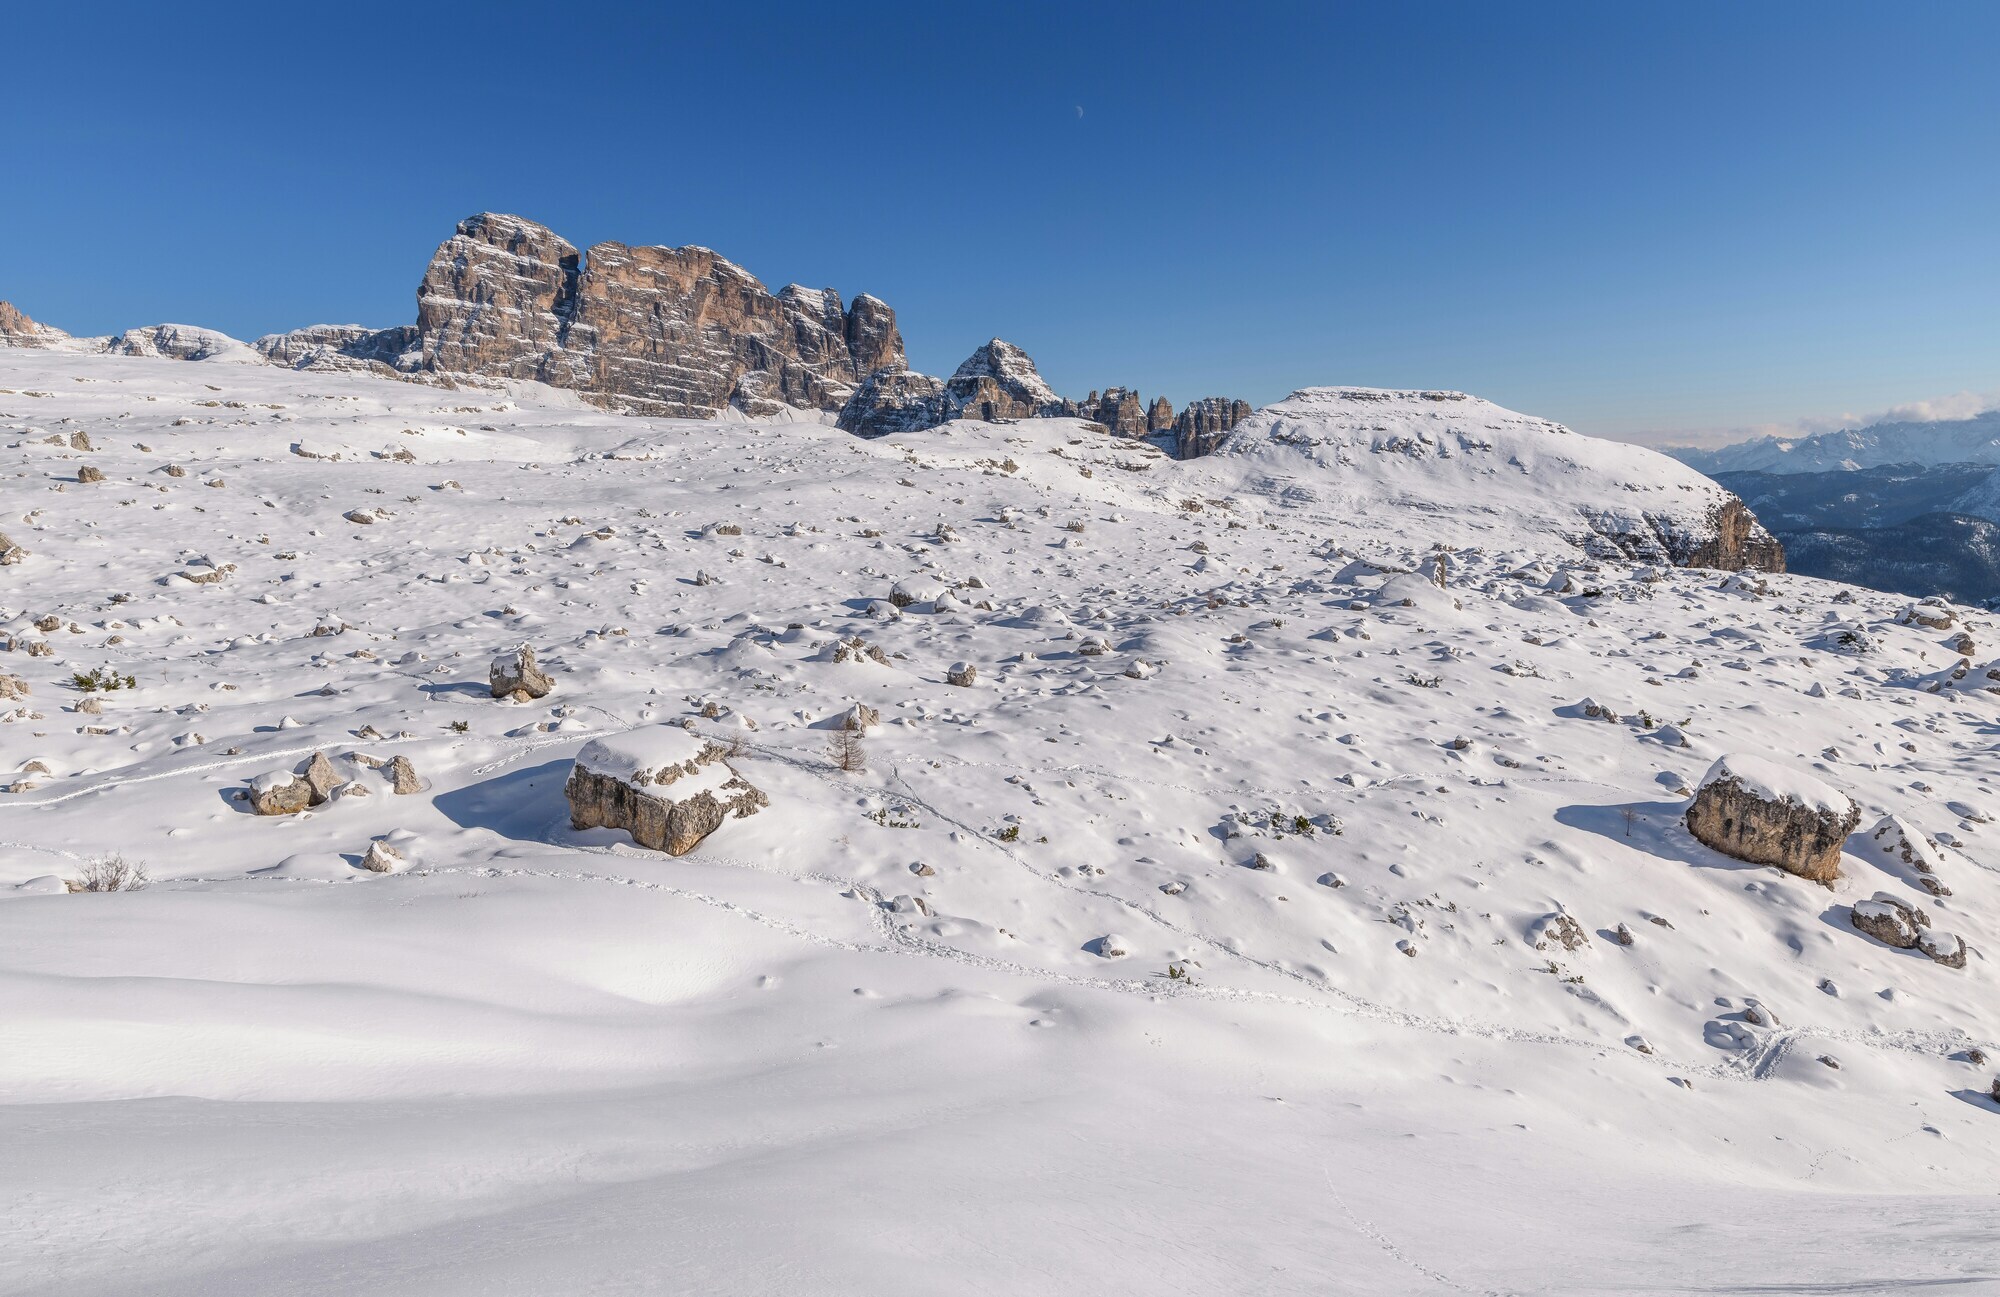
0,301 -> 65,347
281,213 -> 907,418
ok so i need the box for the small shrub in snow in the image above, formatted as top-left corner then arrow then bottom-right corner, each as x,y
66,854 -> 148,892
71,668 -> 136,692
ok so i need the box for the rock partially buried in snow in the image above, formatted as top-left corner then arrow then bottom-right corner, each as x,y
1918,928 -> 1968,969
1529,911 -> 1589,953
1684,753 -> 1858,882
302,751 -> 343,805
566,725 -> 768,855
945,661 -> 977,687
388,755 -> 422,795
490,644 -> 554,701
249,770 -> 312,816
1850,893 -> 1929,949
1865,815 -> 1952,896
361,840 -> 403,873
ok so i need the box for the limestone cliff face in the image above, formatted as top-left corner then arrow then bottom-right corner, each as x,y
941,340 -> 1069,422
837,337 -> 1227,444
414,213 -> 579,384
0,301 -> 62,347
838,338 -> 1082,435
1077,387 -> 1148,436
282,213 -> 907,418
1173,397 -> 1254,458
1677,497 -> 1787,573
838,370 -> 950,437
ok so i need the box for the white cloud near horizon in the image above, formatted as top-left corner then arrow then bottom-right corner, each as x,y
1612,387 -> 2000,451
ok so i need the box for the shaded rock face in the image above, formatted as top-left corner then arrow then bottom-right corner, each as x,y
839,338 -> 1182,439
293,214 -> 906,419
838,370 -> 949,437
942,340 -> 1068,423
255,323 -> 418,374
1078,387 -> 1148,437
1685,770 -> 1858,882
1174,397 -> 1254,458
565,728 -> 768,855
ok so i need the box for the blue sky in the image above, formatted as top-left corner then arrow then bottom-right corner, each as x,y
5,1 -> 1995,446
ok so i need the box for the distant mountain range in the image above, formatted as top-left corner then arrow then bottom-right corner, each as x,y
1699,421 -> 2000,603
1673,410 -> 2000,474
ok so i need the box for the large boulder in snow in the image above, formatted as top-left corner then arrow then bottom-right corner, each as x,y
1684,753 -> 1858,882
566,725 -> 768,855
249,770 -> 312,816
490,644 -> 554,701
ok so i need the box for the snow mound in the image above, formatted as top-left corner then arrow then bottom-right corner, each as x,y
1201,387 -> 1768,564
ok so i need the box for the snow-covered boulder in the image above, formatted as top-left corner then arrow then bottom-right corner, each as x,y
249,770 -> 312,816
1850,893 -> 1928,948
490,644 -> 554,701
1898,600 -> 1955,631
565,725 -> 768,855
1684,753 -> 1859,882
1918,928 -> 1968,969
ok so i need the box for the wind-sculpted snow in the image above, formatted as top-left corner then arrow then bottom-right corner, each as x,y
0,350 -> 1995,1295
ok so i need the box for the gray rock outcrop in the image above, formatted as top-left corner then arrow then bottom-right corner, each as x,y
490,644 -> 554,701
838,370 -> 950,437
1174,397 -> 1254,458
566,725 -> 768,855
1077,387 -> 1148,436
249,770 -> 312,816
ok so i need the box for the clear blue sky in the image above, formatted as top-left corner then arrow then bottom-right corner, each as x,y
5,1 -> 1995,445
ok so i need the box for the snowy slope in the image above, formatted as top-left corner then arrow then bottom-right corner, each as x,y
1677,409 -> 2000,474
1204,386 -> 1774,563
2,350 -> 1998,1295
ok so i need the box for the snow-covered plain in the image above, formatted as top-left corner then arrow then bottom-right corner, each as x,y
3,349 -> 1998,1295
